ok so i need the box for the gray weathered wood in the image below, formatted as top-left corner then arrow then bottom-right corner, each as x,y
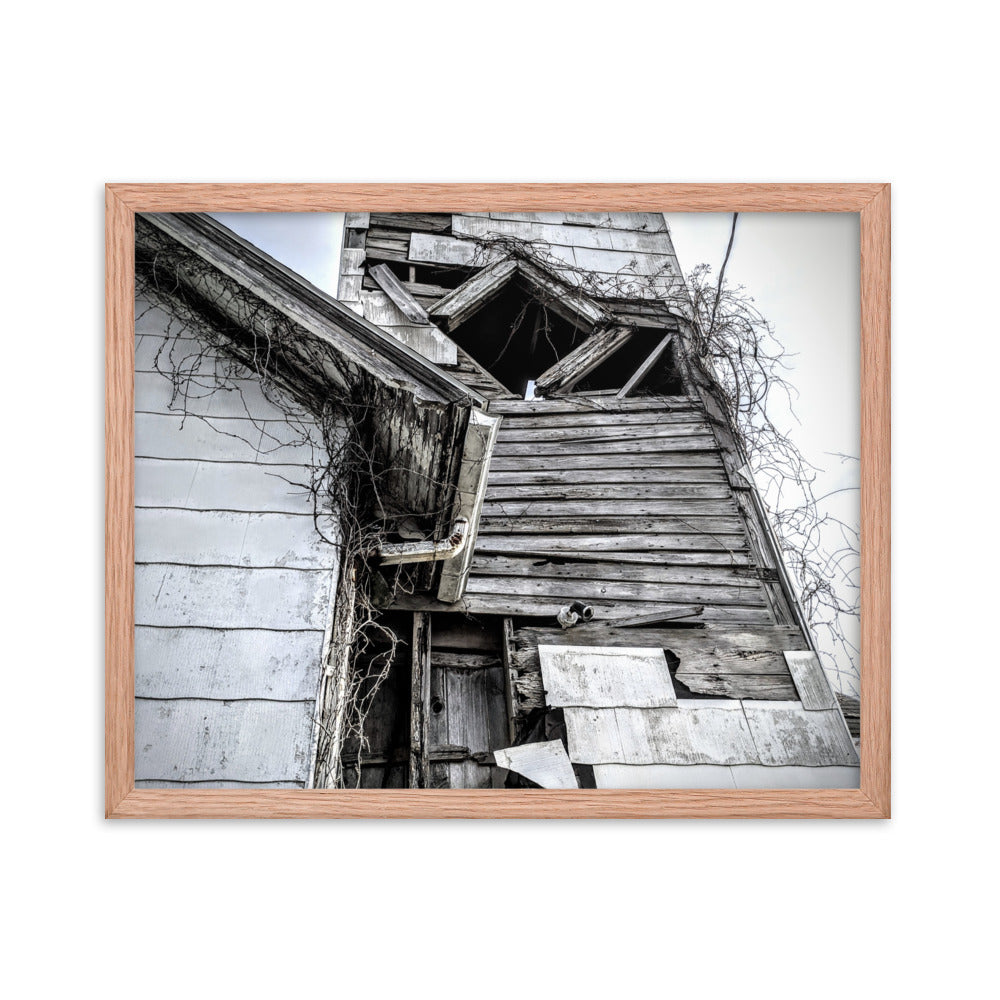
784,650 -> 837,710
485,482 -> 732,501
367,266 -> 433,324
673,672 -> 798,701
429,258 -> 519,330
411,612 -> 430,788
478,514 -> 747,536
488,452 -> 725,472
491,434 -> 720,455
479,499 -> 737,518
438,408 -> 502,603
533,326 -> 634,395
538,645 -> 677,708
473,532 -> 749,553
493,740 -> 579,789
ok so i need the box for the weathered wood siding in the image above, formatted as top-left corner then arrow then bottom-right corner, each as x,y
134,291 -> 339,788
394,397 -> 776,624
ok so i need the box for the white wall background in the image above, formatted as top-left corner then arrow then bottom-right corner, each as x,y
2,3 -> 995,999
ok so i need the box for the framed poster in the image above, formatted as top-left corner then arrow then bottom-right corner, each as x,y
106,183 -> 889,817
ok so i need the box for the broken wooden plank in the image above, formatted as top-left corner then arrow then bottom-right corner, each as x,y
485,466 -> 729,486
478,499 -> 738,519
533,325 -> 634,395
617,332 -> 674,398
369,263 -> 432,324
612,607 -> 705,627
538,645 -> 677,708
500,617 -> 517,742
493,740 -> 579,789
673,672 -> 798,701
431,652 -> 502,671
429,259 -> 519,331
495,420 -> 713,442
784,650 -> 837,710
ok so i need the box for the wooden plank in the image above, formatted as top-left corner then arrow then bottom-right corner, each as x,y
478,499 -> 738,518
474,533 -> 749,554
369,263 -> 432,324
533,326 -> 634,395
488,452 -> 725,472
467,554 -> 758,588
493,741 -> 578,789
392,592 -> 775,625
563,703 -> 759,766
538,645 -> 677,708
674,672 -> 798,700
478,546 -> 751,568
500,617 -> 517,741
515,260 -> 608,329
742,704 -> 860,766
410,613 -> 430,788
478,514 -> 747,535
486,467 -> 729,486
453,214 -> 616,250
784,651 -> 837,710
495,420 -> 712,442
491,435 -> 719,456
514,624 -> 807,676
135,564 -> 334,630
369,212 -> 450,233
438,409 -> 503,602
135,699 -> 315,782
485,482 -> 732,502
135,508 -> 338,569
464,574 -> 768,608
489,396 -> 698,415
446,663 -> 491,788
429,258 -> 518,330
495,409 -> 703,430
612,607 -> 704,627
431,652 -> 502,670
409,231 -> 502,267
135,626 -> 324,700
618,332 -> 674,398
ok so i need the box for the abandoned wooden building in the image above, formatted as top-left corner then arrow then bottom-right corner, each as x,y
133,210 -> 859,791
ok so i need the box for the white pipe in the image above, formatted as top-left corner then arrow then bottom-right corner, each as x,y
378,517 -> 470,566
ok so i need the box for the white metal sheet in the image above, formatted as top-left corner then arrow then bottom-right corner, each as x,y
742,704 -> 860,766
538,644 -> 676,708
493,740 -> 579,789
563,703 -> 758,766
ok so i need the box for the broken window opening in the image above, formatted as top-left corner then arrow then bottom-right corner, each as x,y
572,329 -> 685,396
447,281 -> 590,396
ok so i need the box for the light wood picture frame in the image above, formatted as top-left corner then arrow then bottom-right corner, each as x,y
106,183 -> 890,818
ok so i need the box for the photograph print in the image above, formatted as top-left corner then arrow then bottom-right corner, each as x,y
133,207 -> 861,791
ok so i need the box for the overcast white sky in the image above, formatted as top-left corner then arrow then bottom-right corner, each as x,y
212,211 -> 860,693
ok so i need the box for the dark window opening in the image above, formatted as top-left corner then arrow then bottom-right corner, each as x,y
449,281 -> 589,396
574,330 -> 685,396
375,259 -> 468,292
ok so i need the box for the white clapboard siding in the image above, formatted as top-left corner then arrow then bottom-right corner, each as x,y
493,741 -> 579,789
135,508 -> 338,568
563,702 -> 759,766
135,370 -> 305,423
136,627 -> 325,700
136,411 -> 263,462
538,645 -> 676,708
135,459 -> 321,514
135,780 -> 305,789
135,564 -> 334,630
742,704 -> 859,766
134,699 -> 315,783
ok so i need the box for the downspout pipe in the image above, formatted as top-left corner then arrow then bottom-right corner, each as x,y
377,517 -> 470,566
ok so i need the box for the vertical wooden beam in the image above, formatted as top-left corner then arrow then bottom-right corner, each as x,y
500,617 -> 518,744
410,612 -> 431,788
